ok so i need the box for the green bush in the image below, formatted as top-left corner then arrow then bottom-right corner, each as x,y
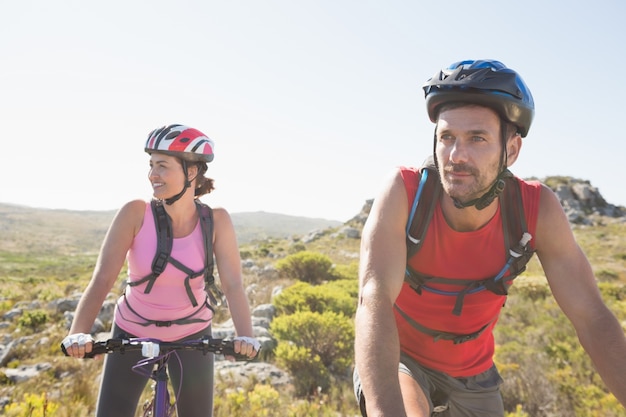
274,342 -> 330,397
331,261 -> 359,281
273,281 -> 356,317
598,282 -> 626,301
214,383 -> 282,416
275,251 -> 333,284
288,243 -> 307,254
271,310 -> 354,375
17,310 -> 48,332
324,278 -> 359,299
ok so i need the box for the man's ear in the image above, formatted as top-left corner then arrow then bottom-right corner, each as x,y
506,134 -> 522,167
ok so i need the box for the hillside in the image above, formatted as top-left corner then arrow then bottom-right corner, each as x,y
0,202 -> 341,254
1,176 -> 626,416
230,211 -> 342,243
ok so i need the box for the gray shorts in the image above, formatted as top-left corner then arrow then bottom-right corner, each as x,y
354,352 -> 504,416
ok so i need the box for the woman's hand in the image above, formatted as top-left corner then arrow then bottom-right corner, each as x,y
232,336 -> 261,359
61,333 -> 94,358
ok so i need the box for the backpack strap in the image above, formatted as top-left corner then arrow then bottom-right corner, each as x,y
151,199 -> 173,276
394,303 -> 495,344
196,201 -> 214,285
406,156 -> 441,259
484,173 -> 535,295
118,292 -> 214,327
196,201 -> 227,308
128,200 -> 172,293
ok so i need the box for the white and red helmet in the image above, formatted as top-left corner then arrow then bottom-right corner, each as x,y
145,124 -> 214,162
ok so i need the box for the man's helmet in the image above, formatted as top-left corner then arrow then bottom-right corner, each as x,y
145,124 -> 214,162
423,60 -> 534,137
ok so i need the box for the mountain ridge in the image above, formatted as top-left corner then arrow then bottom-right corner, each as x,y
3,172 -> 625,255
0,202 -> 342,251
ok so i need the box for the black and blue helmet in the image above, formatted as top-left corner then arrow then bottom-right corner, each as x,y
423,60 -> 535,137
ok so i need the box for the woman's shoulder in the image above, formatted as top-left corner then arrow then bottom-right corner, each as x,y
119,199 -> 150,214
111,199 -> 149,233
200,205 -> 234,235
209,206 -> 232,222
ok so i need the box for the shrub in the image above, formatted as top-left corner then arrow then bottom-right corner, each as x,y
598,282 -> 626,301
275,251 -> 333,284
324,278 -> 359,299
288,243 -> 307,254
331,261 -> 359,281
17,310 -> 48,332
273,281 -> 356,317
271,310 -> 354,375
596,268 -> 619,282
214,383 -> 281,416
274,342 -> 330,397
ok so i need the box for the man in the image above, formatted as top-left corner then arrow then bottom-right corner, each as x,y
353,60 -> 626,416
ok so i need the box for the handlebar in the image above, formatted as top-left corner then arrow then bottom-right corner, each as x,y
61,335 -> 251,361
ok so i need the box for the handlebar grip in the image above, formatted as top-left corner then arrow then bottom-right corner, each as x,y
212,339 -> 254,361
60,341 -> 109,359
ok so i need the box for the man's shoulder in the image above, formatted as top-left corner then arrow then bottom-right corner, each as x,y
515,176 -> 543,192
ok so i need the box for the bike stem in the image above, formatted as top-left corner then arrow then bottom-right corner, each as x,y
153,362 -> 170,416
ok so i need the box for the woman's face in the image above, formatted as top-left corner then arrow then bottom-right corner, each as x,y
148,153 -> 185,200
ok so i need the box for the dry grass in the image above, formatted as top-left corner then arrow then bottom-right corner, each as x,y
1,203 -> 625,416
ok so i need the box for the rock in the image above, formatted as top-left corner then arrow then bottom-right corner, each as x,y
215,360 -> 292,388
4,362 -> 52,383
2,308 -> 22,321
252,304 -> 276,320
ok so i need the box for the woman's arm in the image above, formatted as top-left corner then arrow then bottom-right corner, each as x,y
212,207 -> 257,356
65,200 -> 145,356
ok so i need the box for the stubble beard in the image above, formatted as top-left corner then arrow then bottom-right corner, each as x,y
440,161 -> 500,205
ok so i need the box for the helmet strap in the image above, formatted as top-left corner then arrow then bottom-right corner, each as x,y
451,172 -> 507,210
164,160 -> 192,205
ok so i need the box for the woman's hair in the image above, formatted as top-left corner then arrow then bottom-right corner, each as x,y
190,161 -> 215,197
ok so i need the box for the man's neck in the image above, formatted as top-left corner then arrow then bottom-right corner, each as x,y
440,195 -> 499,232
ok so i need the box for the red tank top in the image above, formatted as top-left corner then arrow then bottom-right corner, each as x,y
395,167 -> 541,377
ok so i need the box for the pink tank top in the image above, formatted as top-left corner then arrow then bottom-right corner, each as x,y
114,202 -> 213,341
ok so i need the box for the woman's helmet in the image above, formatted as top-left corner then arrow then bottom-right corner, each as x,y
422,60 -> 534,137
145,124 -> 214,162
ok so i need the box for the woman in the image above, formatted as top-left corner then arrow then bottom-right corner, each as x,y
62,124 -> 259,417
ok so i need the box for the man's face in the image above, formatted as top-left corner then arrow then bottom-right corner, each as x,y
435,105 -> 503,205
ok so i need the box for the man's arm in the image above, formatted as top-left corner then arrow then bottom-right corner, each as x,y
354,170 -> 414,417
535,184 -> 626,407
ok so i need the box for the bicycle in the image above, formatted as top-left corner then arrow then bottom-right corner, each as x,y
61,335 -> 251,417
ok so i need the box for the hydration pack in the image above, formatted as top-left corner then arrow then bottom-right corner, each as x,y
124,200 -> 226,327
397,157 -> 535,343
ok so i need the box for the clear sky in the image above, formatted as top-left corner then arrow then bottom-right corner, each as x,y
1,0 -> 624,222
